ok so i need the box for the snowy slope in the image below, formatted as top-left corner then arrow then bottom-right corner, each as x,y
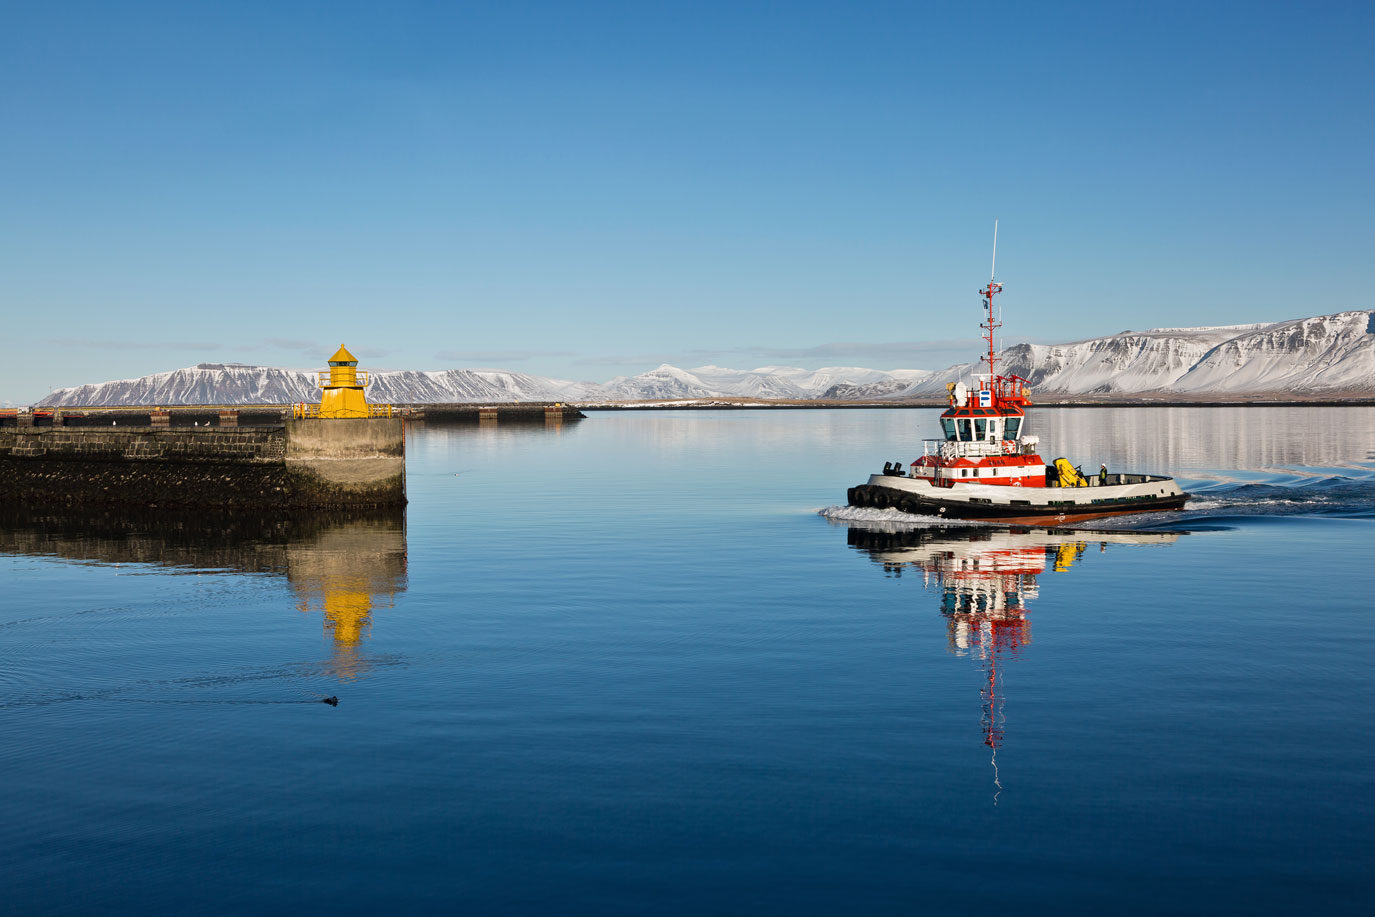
891,314 -> 1372,398
365,369 -> 597,404
40,364 -> 322,406
602,365 -> 719,400
990,326 -> 1254,394
602,364 -> 934,400
1170,312 -> 1375,393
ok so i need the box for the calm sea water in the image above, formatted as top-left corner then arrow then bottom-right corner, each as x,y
3,407 -> 1373,915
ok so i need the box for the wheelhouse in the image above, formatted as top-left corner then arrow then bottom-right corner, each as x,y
938,405 -> 1025,445
923,373 -> 1035,463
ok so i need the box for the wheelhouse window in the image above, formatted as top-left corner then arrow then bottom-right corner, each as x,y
941,418 -> 957,441
1004,417 -> 1022,440
974,419 -> 986,440
957,419 -> 972,441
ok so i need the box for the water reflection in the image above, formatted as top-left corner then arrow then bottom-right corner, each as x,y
846,524 -> 1181,798
0,505 -> 407,678
284,513 -> 407,679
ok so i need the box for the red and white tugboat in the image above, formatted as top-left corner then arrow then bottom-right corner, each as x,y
847,235 -> 1189,525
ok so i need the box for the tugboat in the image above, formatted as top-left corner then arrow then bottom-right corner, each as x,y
847,231 -> 1189,525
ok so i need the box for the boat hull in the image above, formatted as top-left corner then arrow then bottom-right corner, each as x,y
848,474 -> 1189,525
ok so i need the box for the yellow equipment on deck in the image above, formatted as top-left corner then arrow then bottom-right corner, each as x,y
1054,457 -> 1088,487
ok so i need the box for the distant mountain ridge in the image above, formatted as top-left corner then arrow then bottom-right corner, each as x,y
36,310 -> 1375,406
40,364 -> 600,407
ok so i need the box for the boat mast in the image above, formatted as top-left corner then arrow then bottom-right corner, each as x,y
980,220 -> 1003,377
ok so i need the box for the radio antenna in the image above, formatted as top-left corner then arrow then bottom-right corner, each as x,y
980,220 -> 1003,375
990,219 -> 998,282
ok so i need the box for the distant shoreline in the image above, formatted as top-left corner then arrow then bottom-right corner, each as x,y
573,395 -> 1375,409
18,397 -> 1375,413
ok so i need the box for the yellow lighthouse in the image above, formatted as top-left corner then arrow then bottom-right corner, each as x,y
291,344 -> 393,419
316,344 -> 371,418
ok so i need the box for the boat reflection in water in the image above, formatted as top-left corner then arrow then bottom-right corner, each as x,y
846,523 -> 1181,799
0,505 -> 407,679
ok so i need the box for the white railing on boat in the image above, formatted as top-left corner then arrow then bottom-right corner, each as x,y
923,439 -> 1006,459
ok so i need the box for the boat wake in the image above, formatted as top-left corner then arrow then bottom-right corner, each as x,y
1080,472 -> 1375,530
1182,474 -> 1375,519
817,505 -> 997,532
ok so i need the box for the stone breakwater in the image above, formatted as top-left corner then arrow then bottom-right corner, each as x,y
0,418 -> 405,508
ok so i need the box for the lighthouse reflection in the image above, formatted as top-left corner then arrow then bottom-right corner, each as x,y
0,505 -> 407,678
845,524 -> 1181,797
284,513 -> 407,679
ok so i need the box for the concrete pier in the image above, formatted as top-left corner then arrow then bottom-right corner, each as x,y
0,418 -> 406,508
283,418 -> 405,507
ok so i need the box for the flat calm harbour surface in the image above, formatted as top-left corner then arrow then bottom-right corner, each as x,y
3,407 -> 1373,914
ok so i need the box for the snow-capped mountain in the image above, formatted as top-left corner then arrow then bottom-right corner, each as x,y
602,365 -> 721,400
601,364 -> 936,401
39,364 -> 600,406
364,369 -> 600,403
34,310 -> 1375,406
826,311 -> 1374,399
1170,312 -> 1375,393
1012,311 -> 1373,396
994,325 -> 1262,395
42,364 -> 323,406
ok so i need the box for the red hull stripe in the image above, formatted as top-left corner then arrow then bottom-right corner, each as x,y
913,455 -> 1045,468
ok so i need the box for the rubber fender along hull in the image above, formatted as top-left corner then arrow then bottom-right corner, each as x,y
846,484 -> 1190,525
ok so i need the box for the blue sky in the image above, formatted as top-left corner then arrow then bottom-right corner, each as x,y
2,1 -> 1372,403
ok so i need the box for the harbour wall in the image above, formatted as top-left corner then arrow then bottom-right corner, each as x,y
406,403 -> 585,423
0,403 -> 585,427
0,418 -> 405,508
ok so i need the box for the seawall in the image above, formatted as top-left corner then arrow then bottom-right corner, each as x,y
0,404 -> 585,426
403,403 -> 586,423
0,418 -> 405,508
